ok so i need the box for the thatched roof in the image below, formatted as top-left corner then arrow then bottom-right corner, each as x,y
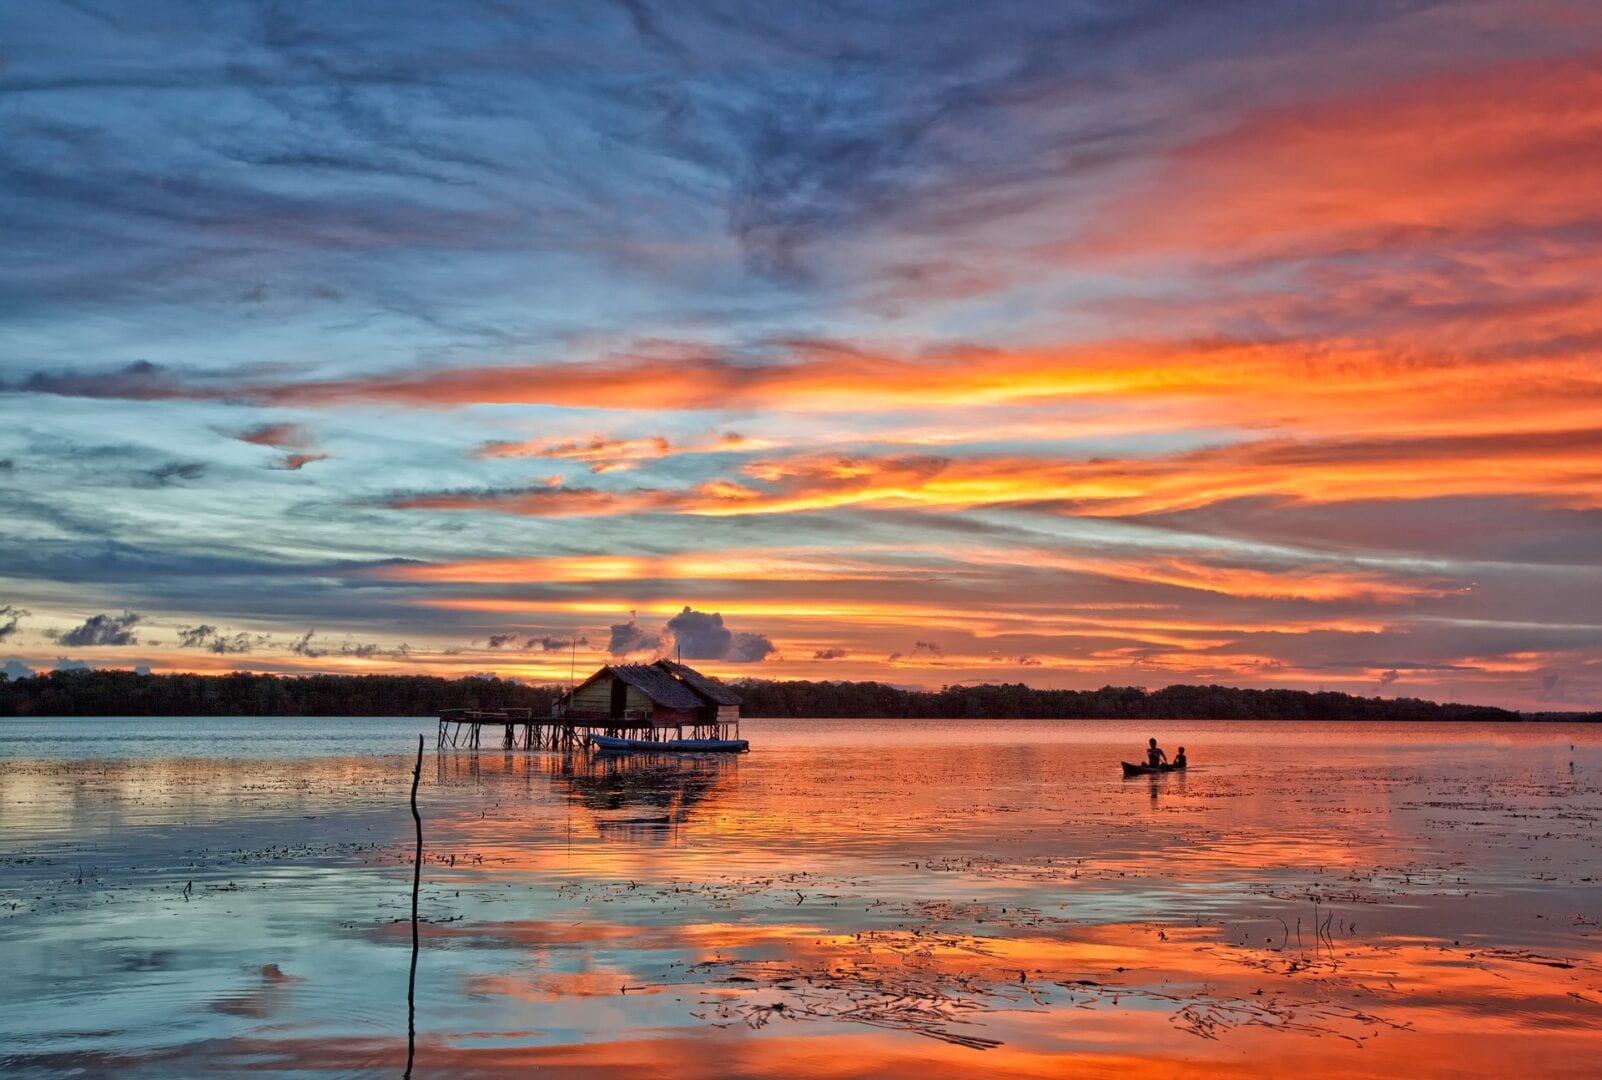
654,659 -> 742,706
607,663 -> 706,710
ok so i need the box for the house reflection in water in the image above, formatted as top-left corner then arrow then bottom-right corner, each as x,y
433,748 -> 738,841
570,753 -> 737,839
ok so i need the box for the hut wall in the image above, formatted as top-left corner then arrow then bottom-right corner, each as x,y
650,705 -> 699,726
571,675 -> 651,716
571,678 -> 612,713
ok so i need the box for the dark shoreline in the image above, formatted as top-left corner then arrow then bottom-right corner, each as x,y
3,668 -> 1594,722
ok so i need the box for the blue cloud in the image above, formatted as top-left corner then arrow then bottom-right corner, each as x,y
2,658 -> 36,680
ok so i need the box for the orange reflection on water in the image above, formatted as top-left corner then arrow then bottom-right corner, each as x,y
3,721 -> 1601,1078
346,916 -> 1602,1077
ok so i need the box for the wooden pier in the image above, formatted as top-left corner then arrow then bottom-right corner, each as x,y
437,708 -> 577,750
435,707 -> 740,751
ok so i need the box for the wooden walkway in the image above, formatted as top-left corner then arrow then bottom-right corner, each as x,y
436,709 -> 579,750
436,709 -> 739,751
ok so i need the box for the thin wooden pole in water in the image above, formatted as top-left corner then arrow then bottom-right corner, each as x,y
406,733 -> 422,1078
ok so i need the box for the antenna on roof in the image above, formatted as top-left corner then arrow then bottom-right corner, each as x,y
569,633 -> 577,692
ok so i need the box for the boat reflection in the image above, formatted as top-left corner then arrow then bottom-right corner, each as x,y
1143,768 -> 1187,803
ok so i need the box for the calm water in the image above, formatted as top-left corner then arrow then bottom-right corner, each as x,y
2,717 -> 1599,1078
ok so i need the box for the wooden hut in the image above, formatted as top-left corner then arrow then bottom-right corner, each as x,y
560,660 -> 741,740
438,660 -> 744,751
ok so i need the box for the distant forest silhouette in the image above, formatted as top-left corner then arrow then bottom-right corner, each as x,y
1,668 -> 1589,721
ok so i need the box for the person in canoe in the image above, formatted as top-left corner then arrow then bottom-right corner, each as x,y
1173,746 -> 1187,768
1145,738 -> 1168,767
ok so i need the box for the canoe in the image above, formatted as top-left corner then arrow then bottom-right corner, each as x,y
588,733 -> 749,754
1121,761 -> 1186,777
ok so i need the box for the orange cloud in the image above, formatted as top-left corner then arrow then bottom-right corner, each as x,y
972,550 -> 1455,605
198,335 -> 1597,466
479,434 -> 674,473
414,596 -> 1388,643
479,432 -> 763,474
373,551 -> 940,585
384,427 -> 1602,522
1079,50 -> 1602,264
31,335 -> 1602,460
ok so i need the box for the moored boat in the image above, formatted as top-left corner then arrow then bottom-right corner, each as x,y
1121,761 -> 1186,777
589,733 -> 749,754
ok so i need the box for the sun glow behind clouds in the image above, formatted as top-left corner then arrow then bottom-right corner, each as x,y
2,3 -> 1601,706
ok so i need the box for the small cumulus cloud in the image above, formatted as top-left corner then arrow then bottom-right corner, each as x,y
2,658 -> 36,680
56,611 -> 143,647
178,624 -> 270,654
813,647 -> 848,660
1377,668 -> 1400,687
231,422 -> 328,470
287,629 -> 400,659
0,604 -> 28,642
608,616 -> 663,657
726,631 -> 776,663
664,606 -> 775,663
665,607 -> 740,658
485,633 -> 519,649
53,657 -> 92,671
236,423 -> 307,448
887,640 -> 945,664
527,634 -> 588,652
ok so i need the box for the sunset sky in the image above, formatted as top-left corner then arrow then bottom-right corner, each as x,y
3,1 -> 1601,707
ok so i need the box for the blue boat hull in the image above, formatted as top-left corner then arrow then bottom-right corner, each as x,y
589,733 -> 749,754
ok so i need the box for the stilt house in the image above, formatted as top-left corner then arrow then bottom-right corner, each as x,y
562,659 -> 741,727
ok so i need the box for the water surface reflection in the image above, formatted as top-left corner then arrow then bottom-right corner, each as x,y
1,719 -> 1599,1077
